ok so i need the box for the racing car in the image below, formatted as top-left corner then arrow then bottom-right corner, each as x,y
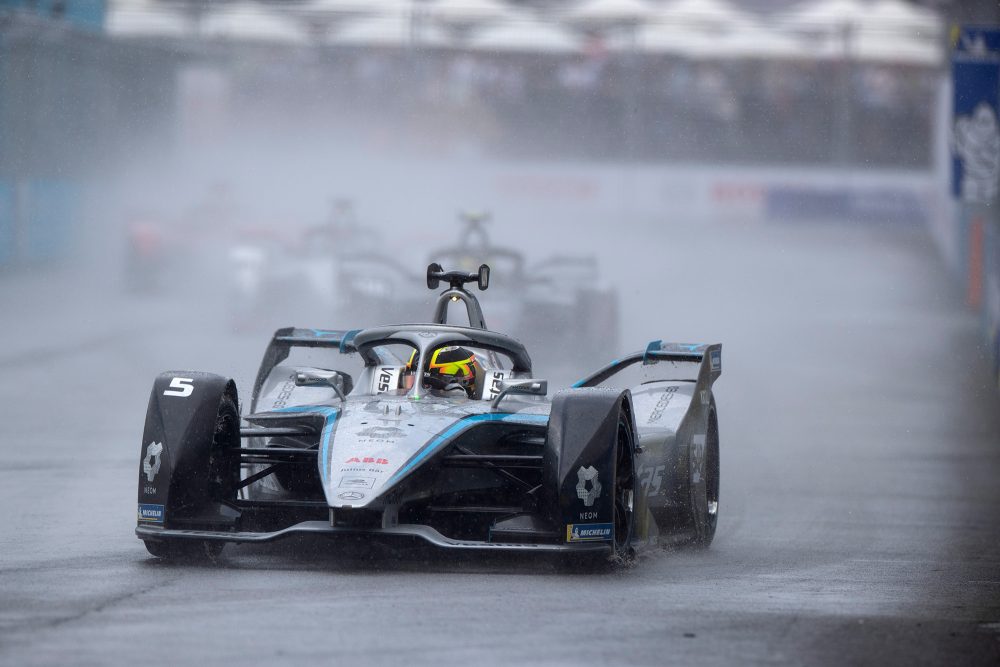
136,264 -> 721,566
227,199 -> 415,331
429,212 -> 619,364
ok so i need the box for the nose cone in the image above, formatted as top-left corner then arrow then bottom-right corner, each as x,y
321,398 -> 472,508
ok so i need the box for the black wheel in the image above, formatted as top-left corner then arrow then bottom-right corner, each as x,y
558,404 -> 637,573
144,394 -> 238,562
688,402 -> 720,548
611,408 -> 637,564
143,539 -> 224,562
208,393 -> 240,503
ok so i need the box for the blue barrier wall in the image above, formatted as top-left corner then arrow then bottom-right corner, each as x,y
0,0 -> 105,30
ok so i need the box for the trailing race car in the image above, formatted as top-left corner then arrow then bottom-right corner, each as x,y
136,264 -> 721,566
429,213 -> 619,364
227,200 -> 416,331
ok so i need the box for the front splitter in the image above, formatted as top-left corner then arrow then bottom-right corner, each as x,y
136,522 -> 610,553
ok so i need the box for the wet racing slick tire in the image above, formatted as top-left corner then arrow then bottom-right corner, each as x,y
562,403 -> 637,571
687,399 -> 720,548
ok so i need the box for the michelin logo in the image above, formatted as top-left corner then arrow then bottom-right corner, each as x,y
566,523 -> 613,542
137,503 -> 165,524
954,102 -> 1000,203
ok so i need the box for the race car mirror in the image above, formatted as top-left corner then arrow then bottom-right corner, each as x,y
490,378 -> 547,411
294,370 -> 348,402
427,263 -> 444,290
478,264 -> 490,291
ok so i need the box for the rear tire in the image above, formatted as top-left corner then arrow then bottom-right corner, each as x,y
611,408 -> 637,564
688,402 -> 720,548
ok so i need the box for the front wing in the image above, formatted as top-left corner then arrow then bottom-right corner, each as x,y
136,522 -> 609,552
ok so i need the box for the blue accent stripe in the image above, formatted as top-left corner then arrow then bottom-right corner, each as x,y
385,413 -> 549,487
273,406 -> 339,485
340,329 -> 362,353
643,340 -> 663,364
572,358 -> 623,388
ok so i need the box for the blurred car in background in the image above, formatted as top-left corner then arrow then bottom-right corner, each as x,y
228,199 -> 425,331
432,212 -> 619,364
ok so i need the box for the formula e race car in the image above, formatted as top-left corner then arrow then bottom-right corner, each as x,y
136,264 -> 721,566
429,212 -> 619,362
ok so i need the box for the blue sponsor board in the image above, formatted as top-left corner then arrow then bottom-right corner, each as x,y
137,503 -> 165,524
566,522 -> 613,542
764,186 -> 928,226
951,26 -> 1000,203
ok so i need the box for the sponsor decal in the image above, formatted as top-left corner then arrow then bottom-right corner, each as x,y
485,371 -> 506,400
356,426 -> 405,440
338,491 -> 365,501
137,503 -> 164,523
576,466 -> 602,507
142,442 -> 163,483
375,366 -> 401,394
648,386 -> 677,423
339,476 -> 375,489
700,390 -> 710,406
566,523 -> 613,542
271,373 -> 297,410
345,457 -> 389,465
710,349 -> 721,372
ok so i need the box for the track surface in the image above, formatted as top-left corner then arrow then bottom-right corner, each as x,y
1,220 -> 999,666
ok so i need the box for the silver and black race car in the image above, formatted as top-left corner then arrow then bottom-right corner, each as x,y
136,264 -> 721,567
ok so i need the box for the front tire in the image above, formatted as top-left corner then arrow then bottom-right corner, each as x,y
143,539 -> 224,562
562,404 -> 637,572
143,393 -> 239,562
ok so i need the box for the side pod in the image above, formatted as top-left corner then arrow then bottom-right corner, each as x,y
543,388 -> 634,545
137,371 -> 240,531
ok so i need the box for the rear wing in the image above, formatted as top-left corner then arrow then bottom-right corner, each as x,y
252,328 -> 361,400
573,340 -> 722,389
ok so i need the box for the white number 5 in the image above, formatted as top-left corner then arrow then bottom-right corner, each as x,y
163,377 -> 194,397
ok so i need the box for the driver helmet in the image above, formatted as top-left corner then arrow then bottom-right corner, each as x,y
424,346 -> 479,397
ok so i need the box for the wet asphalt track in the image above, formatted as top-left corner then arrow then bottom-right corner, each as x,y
1,218 -> 999,666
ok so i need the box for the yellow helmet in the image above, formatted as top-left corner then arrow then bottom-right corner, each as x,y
424,346 -> 479,396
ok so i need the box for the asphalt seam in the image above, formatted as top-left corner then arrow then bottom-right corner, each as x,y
0,574 -> 177,640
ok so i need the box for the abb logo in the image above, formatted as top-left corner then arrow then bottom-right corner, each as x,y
345,457 -> 389,465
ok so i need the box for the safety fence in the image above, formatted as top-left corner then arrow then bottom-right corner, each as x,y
941,26 -> 1000,394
